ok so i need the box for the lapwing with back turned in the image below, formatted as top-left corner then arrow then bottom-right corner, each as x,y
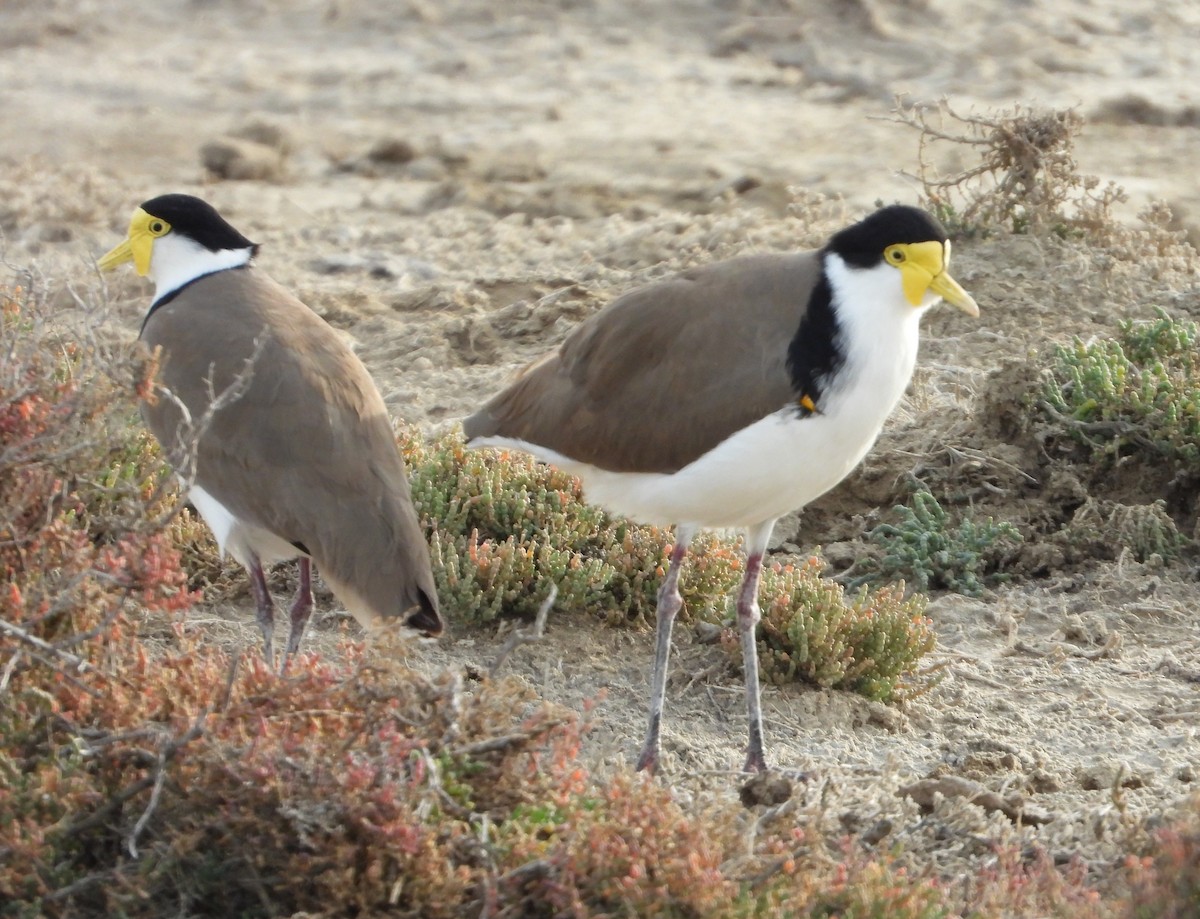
99,194 -> 443,665
464,204 -> 978,773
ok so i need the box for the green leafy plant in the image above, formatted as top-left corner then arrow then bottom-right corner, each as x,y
1063,499 -> 1187,564
402,430 -> 669,624
746,556 -> 936,701
855,489 -> 1022,596
1040,309 -> 1200,470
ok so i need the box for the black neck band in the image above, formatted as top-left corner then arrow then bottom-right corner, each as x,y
785,262 -> 845,409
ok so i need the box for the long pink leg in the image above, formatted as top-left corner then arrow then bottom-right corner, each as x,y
246,552 -> 277,667
738,520 -> 776,773
635,525 -> 696,774
283,556 -> 314,665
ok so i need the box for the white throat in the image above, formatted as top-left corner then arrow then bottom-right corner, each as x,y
150,233 -> 254,303
821,251 -> 927,418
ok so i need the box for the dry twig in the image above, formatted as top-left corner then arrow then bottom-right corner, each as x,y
0,616 -> 92,674
488,583 -> 557,677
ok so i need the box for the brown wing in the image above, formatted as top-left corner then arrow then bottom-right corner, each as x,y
463,252 -> 820,473
141,269 -> 439,625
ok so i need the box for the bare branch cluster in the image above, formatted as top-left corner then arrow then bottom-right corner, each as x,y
889,98 -> 1127,237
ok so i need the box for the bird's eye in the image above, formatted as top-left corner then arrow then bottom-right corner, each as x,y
885,246 -> 906,264
148,220 -> 168,236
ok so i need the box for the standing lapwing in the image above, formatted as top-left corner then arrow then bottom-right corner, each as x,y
464,204 -> 978,773
99,194 -> 442,665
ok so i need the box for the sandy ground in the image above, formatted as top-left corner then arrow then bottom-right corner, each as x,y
3,0 -> 1200,884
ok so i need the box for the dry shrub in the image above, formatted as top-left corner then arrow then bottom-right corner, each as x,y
738,836 -> 1109,919
0,283 -> 195,911
893,98 -> 1197,278
1061,498 -> 1186,565
2,622 -> 591,916
498,773 -> 739,916
893,99 -> 1124,238
0,284 -> 192,672
772,858 -> 951,919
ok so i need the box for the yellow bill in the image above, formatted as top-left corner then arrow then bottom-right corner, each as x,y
894,239 -> 979,317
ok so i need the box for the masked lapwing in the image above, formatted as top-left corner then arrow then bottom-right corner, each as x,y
464,204 -> 978,773
99,194 -> 443,665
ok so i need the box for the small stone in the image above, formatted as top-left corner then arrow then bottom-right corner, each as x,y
739,771 -> 794,808
200,137 -> 284,181
405,156 -> 449,181
861,818 -> 894,846
228,119 -> 293,154
367,137 -> 418,164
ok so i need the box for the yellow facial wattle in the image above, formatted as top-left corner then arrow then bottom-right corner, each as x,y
884,240 -> 979,317
97,207 -> 172,277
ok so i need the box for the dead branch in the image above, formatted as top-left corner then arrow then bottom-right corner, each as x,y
0,648 -> 20,692
126,748 -> 168,858
144,333 -> 268,530
42,870 -> 118,904
488,583 -> 557,678
1036,400 -> 1158,451
217,653 -> 240,712
449,725 -> 566,759
62,710 -> 208,844
497,858 -> 552,887
0,616 -> 92,674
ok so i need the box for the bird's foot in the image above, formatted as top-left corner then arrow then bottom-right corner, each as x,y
635,744 -> 659,775
636,715 -> 662,774
742,748 -> 768,774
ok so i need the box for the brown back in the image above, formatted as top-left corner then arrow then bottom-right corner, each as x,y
464,252 -> 821,473
141,268 -> 439,627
